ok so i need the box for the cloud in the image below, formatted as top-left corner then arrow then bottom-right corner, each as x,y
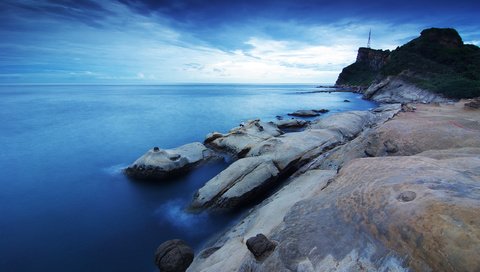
0,0 -> 479,83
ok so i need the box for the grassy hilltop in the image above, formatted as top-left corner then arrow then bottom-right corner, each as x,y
336,28 -> 480,99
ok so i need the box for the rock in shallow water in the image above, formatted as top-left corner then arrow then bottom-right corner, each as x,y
124,142 -> 214,180
155,239 -> 194,272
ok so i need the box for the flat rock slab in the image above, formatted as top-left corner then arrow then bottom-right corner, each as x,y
287,109 -> 328,117
273,118 -> 308,129
124,142 -> 213,180
254,148 -> 480,271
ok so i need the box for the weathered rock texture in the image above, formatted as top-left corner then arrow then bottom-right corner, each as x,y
363,75 -> 449,103
155,239 -> 194,272
204,120 -> 282,156
189,102 -> 480,272
190,105 -> 401,210
125,142 -> 214,180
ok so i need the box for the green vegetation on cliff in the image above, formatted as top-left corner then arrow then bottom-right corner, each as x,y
336,28 -> 480,99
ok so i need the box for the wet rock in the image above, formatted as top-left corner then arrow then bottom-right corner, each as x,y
313,109 -> 329,114
155,239 -> 194,272
288,110 -> 320,117
343,99 -> 351,102
246,234 -> 276,260
124,142 -> 214,180
204,120 -> 282,155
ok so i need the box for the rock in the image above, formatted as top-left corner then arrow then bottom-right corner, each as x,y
313,109 -> 329,114
364,102 -> 480,157
254,148 -> 480,271
155,239 -> 194,272
191,107 -> 398,211
246,234 -> 276,260
464,97 -> 480,109
187,170 -> 336,272
309,111 -> 376,139
204,120 -> 282,155
273,118 -> 307,129
124,142 -> 214,180
363,75 -> 450,103
343,99 -> 350,102
401,103 -> 416,112
287,110 -> 320,117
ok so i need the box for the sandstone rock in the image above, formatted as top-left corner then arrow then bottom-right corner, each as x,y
155,239 -> 194,272
204,120 -> 282,155
273,118 -> 308,129
363,76 -> 450,103
253,149 -> 480,271
187,170 -> 336,272
287,110 -> 320,117
192,106 -> 403,211
124,142 -> 214,180
364,103 -> 480,157
246,234 -> 276,260
309,111 -> 375,139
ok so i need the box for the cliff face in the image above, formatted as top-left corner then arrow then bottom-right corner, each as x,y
335,47 -> 390,87
336,28 -> 480,100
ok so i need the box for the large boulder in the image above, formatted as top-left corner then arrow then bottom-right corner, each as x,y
155,239 -> 194,272
204,120 -> 282,156
124,142 -> 214,180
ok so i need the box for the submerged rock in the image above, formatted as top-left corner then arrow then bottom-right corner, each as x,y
204,120 -> 282,156
124,142 -> 214,180
155,239 -> 194,272
288,109 -> 329,117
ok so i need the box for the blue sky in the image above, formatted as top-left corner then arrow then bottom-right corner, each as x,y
1,0 -> 479,84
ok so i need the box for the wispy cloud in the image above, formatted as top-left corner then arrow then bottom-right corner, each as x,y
0,0 -> 479,83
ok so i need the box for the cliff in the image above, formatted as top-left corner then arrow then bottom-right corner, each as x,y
336,28 -> 480,100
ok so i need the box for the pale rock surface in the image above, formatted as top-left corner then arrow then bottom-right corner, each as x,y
205,120 -> 282,155
364,76 -> 450,103
124,142 -> 213,180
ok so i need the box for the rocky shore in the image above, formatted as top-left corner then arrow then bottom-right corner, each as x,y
125,27 -> 480,272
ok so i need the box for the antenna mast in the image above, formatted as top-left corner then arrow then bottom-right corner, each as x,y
367,29 -> 371,48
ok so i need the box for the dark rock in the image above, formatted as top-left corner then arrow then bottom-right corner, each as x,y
465,98 -> 480,109
275,115 -> 283,120
343,99 -> 351,102
153,147 -> 160,152
397,191 -> 417,202
288,110 -> 320,117
313,109 -> 329,113
246,234 -> 276,260
155,239 -> 194,272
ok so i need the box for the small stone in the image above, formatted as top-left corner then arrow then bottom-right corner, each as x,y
246,234 -> 276,260
344,99 -> 351,102
153,147 -> 160,152
155,239 -> 194,272
397,191 -> 417,202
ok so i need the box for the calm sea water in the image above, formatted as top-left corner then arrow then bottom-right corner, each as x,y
0,84 -> 376,272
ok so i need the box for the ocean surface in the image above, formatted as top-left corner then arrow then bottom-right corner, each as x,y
0,84 -> 376,272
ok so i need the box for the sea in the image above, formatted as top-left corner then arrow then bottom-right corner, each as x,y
0,84 -> 376,272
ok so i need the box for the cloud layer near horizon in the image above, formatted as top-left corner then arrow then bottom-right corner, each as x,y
1,0 -> 479,84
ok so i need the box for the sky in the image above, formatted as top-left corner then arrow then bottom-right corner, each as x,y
0,0 -> 479,84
